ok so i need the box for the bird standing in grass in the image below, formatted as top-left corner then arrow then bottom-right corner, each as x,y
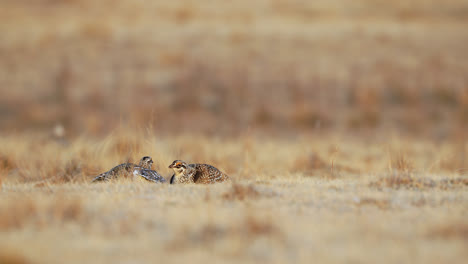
168,160 -> 230,184
92,156 -> 165,183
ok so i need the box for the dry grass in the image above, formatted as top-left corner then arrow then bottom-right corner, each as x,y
0,249 -> 31,264
1,0 -> 468,137
0,132 -> 467,263
1,0 -> 468,263
370,172 -> 468,190
221,183 -> 261,201
428,222 -> 468,241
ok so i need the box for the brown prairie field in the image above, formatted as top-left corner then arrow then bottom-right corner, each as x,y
0,0 -> 468,263
0,133 -> 467,264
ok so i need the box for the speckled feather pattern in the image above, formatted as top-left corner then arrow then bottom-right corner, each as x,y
170,163 -> 230,184
91,156 -> 163,183
91,163 -> 139,182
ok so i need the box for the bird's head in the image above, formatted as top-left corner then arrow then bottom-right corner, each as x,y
139,156 -> 153,169
169,160 -> 188,175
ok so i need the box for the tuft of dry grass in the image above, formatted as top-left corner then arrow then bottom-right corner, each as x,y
370,172 -> 424,190
293,152 -> 329,173
0,154 -> 16,172
427,222 -> 468,241
388,149 -> 414,173
355,197 -> 391,210
221,183 -> 260,201
370,172 -> 468,190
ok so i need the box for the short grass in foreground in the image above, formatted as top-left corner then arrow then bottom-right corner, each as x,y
0,133 -> 466,264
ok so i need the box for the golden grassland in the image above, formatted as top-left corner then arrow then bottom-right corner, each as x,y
1,0 -> 468,262
1,0 -> 468,136
0,132 -> 466,264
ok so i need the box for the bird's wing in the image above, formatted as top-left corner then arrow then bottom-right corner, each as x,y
208,165 -> 229,182
91,163 -> 135,183
186,165 -> 199,182
138,169 -> 166,183
194,164 -> 229,183
108,163 -> 135,176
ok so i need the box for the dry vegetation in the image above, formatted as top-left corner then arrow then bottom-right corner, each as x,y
0,0 -> 467,263
0,132 -> 467,264
0,0 -> 467,137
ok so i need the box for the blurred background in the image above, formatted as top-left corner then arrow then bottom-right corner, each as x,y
1,0 -> 467,139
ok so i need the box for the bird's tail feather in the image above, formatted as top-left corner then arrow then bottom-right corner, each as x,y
91,173 -> 108,182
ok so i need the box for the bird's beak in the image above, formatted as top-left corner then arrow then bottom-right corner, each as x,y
168,164 -> 174,169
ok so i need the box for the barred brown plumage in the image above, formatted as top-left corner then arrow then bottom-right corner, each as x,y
91,156 -> 165,183
168,160 -> 230,184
